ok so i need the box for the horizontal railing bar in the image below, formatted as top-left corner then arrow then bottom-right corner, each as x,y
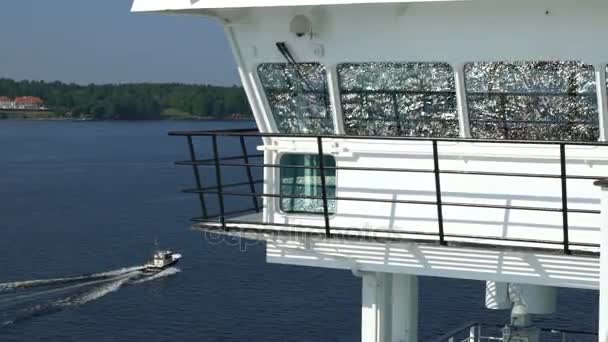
442,201 -> 562,212
195,128 -> 258,133
183,190 -> 434,206
431,322 -> 480,342
444,233 -> 600,247
168,130 -> 608,147
178,160 -> 604,181
181,161 -> 436,174
183,189 -> 571,213
178,160 -> 569,177
568,208 -> 601,214
440,169 -> 561,179
192,207 -> 261,221
191,218 -> 600,249
186,187 -> 600,215
330,165 -> 433,173
198,180 -> 263,192
175,154 -> 263,165
567,174 -> 607,180
192,219 -> 452,237
490,323 -> 599,337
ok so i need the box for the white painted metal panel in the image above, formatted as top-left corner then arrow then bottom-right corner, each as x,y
265,236 -> 600,289
192,227 -> 600,289
267,139 -> 607,249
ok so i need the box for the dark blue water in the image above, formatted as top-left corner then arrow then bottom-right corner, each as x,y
0,120 -> 598,341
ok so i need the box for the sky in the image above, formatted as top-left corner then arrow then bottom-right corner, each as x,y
0,0 -> 240,86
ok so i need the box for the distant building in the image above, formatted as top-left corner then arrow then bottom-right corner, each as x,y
14,96 -> 45,110
0,96 -> 12,109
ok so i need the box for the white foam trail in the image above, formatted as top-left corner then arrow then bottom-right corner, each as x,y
68,277 -> 132,305
0,271 -> 141,305
0,265 -> 144,293
1,273 -> 139,328
93,266 -> 144,277
0,265 -> 180,329
130,267 -> 181,284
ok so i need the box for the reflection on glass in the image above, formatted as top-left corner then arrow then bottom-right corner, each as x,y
258,63 -> 333,134
466,61 -> 598,141
338,63 -> 458,137
280,154 -> 336,214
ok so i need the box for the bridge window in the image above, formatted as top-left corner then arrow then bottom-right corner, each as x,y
279,154 -> 336,214
337,63 -> 458,137
465,61 -> 598,141
258,63 -> 333,134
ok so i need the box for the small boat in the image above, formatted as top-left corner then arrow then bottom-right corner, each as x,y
143,250 -> 182,273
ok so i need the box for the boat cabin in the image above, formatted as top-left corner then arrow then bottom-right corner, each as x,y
132,0 -> 608,340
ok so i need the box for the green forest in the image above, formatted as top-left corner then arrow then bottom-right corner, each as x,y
0,78 -> 252,120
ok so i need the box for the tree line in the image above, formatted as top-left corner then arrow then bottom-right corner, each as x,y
0,78 -> 252,120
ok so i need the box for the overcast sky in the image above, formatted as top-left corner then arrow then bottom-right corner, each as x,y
0,0 -> 240,86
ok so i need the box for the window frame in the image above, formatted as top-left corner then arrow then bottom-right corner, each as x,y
336,62 -> 460,138
256,62 -> 335,135
276,152 -> 337,216
254,60 -> 605,142
463,61 -> 600,142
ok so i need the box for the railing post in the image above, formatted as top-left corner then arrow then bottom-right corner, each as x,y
211,135 -> 226,230
432,140 -> 446,245
187,136 -> 208,219
560,143 -> 570,255
240,135 -> 260,213
594,178 -> 608,342
317,136 -> 331,237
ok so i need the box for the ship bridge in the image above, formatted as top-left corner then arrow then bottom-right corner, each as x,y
134,0 -> 608,340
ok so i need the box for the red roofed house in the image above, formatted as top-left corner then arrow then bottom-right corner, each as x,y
14,96 -> 45,110
0,96 -> 12,109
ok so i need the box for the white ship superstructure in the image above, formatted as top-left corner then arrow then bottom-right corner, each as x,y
133,0 -> 608,340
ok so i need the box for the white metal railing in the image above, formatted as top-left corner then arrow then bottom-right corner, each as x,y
436,322 -> 597,342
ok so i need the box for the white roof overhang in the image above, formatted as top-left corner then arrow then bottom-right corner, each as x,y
131,0 -> 464,13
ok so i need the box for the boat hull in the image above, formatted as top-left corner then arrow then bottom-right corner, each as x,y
142,253 -> 181,274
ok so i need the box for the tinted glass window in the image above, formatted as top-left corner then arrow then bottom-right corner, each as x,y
280,154 -> 336,214
465,61 -> 598,141
338,63 -> 458,137
258,63 -> 333,134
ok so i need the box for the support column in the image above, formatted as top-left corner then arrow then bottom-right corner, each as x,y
391,274 -> 418,342
361,273 -> 418,342
594,179 -> 608,342
595,64 -> 608,142
453,63 -> 471,138
327,65 -> 345,135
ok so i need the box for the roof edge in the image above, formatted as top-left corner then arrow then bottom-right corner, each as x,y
131,0 -> 465,13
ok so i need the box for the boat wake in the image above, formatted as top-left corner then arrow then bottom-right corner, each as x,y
0,265 -> 180,329
0,266 -> 143,293
129,267 -> 180,285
